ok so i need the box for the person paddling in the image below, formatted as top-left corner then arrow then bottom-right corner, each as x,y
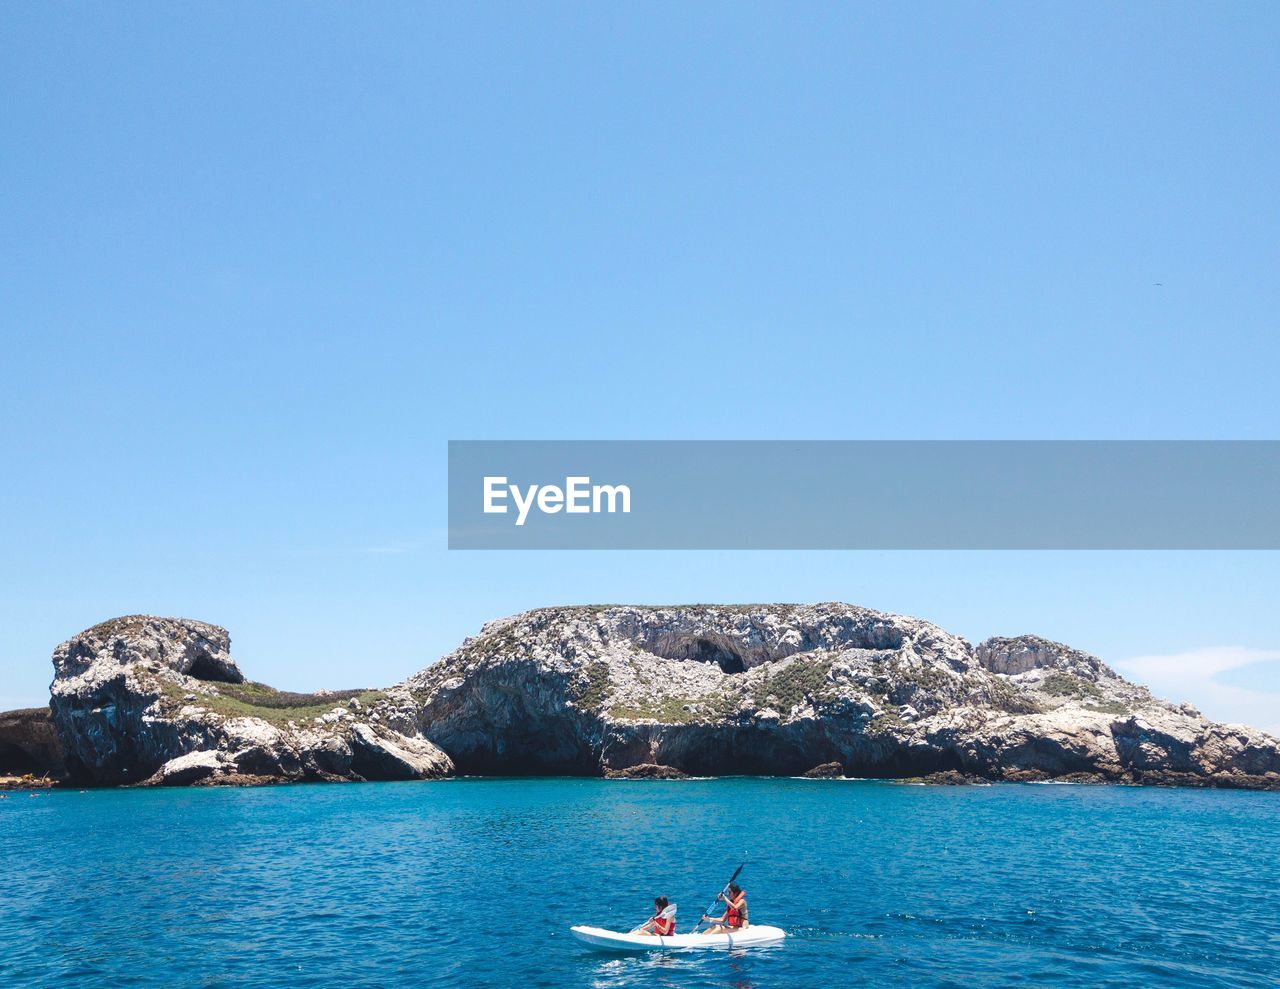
635,896 -> 677,937
701,883 -> 748,933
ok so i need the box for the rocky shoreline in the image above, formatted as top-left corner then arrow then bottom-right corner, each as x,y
4,604 -> 1279,791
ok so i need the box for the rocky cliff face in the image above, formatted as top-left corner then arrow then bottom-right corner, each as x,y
31,604 -> 1280,789
406,603 -> 1280,788
49,616 -> 452,786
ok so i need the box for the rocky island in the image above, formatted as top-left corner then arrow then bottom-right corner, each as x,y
3,604 -> 1278,790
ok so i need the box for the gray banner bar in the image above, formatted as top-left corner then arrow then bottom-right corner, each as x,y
448,441 -> 1280,549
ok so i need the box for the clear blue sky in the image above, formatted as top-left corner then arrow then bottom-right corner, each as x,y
2,4 -> 1278,730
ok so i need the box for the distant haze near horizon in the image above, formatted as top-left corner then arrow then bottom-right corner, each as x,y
2,6 -> 1278,735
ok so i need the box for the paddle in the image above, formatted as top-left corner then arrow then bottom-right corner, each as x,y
691,862 -> 744,933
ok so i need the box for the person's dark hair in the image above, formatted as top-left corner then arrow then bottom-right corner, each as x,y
654,896 -> 669,910
728,883 -> 742,896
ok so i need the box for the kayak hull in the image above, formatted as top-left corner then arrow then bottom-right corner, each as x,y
570,924 -> 786,952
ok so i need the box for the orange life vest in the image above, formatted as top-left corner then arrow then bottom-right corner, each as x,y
654,914 -> 675,936
725,893 -> 745,929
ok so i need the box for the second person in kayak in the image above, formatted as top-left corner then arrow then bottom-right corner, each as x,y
701,883 -> 748,933
635,896 -> 677,937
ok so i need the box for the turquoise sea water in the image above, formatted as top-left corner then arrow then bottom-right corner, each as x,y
2,779 -> 1277,988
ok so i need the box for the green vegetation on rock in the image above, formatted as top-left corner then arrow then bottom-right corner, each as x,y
1041,673 -> 1103,700
985,677 -> 1046,715
893,662 -> 954,692
609,696 -> 703,724
571,662 -> 611,712
868,708 -> 904,735
86,615 -> 162,639
158,680 -> 385,727
751,658 -> 832,710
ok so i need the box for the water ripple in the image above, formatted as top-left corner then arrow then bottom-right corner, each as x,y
1,779 -> 1277,987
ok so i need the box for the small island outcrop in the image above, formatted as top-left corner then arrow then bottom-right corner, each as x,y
47,616 -> 452,786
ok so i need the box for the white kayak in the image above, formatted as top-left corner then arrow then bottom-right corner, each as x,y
570,924 -> 786,952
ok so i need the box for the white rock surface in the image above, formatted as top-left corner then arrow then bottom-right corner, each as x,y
149,750 -> 231,786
